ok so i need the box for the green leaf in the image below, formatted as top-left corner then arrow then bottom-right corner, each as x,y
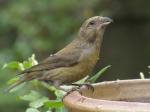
23,61 -> 33,69
2,62 -> 18,69
44,100 -> 64,108
7,77 -> 19,85
26,108 -> 40,112
54,90 -> 65,99
18,63 -> 25,71
20,90 -> 41,101
45,111 -> 52,112
46,111 -> 52,112
9,82 -> 26,93
88,65 -> 111,83
2,61 -> 25,71
2,54 -> 38,71
75,76 -> 89,84
55,107 -> 68,112
2,61 -> 21,69
29,97 -> 49,108
23,54 -> 38,69
28,54 -> 38,66
40,82 -> 56,91
139,72 -> 145,79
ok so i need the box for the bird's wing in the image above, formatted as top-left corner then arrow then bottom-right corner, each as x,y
19,51 -> 81,75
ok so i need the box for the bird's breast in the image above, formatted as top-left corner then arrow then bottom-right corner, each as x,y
47,46 -> 100,84
80,46 -> 100,68
65,47 -> 100,83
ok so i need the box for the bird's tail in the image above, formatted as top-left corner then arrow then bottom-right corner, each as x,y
5,78 -> 26,92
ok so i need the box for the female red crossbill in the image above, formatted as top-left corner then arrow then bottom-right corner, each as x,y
7,16 -> 112,91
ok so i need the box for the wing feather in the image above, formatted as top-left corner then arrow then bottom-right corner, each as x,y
19,51 -> 81,75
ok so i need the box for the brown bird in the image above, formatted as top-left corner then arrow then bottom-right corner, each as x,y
7,16 -> 112,91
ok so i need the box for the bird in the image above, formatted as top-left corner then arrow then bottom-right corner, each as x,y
7,16 -> 113,91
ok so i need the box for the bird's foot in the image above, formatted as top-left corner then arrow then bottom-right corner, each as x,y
71,83 -> 94,92
62,86 -> 81,101
62,84 -> 94,101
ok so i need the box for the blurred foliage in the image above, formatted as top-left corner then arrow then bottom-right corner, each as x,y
0,0 -> 150,112
3,54 -> 66,112
0,0 -> 99,60
0,0 -> 99,111
3,54 -> 109,112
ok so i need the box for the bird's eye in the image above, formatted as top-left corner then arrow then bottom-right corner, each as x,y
89,21 -> 95,26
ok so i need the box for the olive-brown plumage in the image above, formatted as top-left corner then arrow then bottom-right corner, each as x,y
7,16 -> 112,91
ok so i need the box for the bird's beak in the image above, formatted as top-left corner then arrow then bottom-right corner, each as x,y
101,17 -> 113,26
96,17 -> 113,32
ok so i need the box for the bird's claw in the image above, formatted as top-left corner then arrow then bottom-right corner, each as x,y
71,83 -> 94,92
62,86 -> 81,101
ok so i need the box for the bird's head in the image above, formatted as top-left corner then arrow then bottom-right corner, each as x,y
79,16 -> 113,43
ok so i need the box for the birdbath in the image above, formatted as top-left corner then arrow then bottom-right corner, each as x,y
63,79 -> 150,112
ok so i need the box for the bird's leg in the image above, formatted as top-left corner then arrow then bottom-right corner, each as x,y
53,80 -> 68,92
43,80 -> 68,92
